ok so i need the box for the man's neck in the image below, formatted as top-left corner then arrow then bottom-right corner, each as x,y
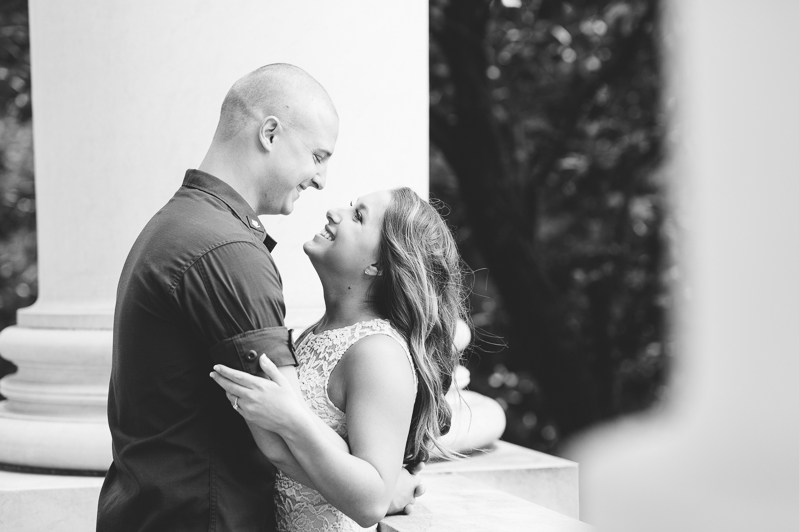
199,146 -> 260,213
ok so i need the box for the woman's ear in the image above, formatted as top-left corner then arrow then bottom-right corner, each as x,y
258,116 -> 280,152
364,263 -> 382,276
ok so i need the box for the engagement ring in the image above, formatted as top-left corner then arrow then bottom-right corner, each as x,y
233,396 -> 239,410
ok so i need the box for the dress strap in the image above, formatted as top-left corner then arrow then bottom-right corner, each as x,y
323,319 -> 418,395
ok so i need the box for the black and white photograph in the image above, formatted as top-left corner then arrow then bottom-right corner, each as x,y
0,1 -> 796,531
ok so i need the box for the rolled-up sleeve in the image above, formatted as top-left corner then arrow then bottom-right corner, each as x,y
173,240 -> 297,373
210,327 -> 296,373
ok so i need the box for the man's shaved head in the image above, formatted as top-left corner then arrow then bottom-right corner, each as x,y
216,63 -> 336,141
200,64 -> 338,216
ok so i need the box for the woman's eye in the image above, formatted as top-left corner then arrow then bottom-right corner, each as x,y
349,200 -> 362,222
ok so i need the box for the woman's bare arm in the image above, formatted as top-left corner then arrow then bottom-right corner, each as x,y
210,335 -> 416,527
237,365 -> 350,489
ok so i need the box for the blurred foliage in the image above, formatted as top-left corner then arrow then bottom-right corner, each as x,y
430,0 -> 674,452
0,0 -> 35,388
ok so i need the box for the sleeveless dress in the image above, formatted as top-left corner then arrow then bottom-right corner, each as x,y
274,318 -> 418,532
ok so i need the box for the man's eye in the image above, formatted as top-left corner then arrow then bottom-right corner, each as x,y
353,210 -> 363,222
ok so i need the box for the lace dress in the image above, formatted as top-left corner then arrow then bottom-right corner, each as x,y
274,318 -> 417,532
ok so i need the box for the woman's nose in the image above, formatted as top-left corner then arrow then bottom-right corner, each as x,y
326,209 -> 341,224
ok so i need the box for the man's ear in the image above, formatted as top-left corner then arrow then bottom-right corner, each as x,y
258,116 -> 281,152
364,263 -> 382,277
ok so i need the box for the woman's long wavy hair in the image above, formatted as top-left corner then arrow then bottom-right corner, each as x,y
372,187 -> 469,466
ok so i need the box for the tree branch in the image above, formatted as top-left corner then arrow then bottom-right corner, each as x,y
524,2 -> 660,206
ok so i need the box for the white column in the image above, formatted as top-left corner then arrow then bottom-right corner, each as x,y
0,0 -> 428,471
572,1 -> 799,530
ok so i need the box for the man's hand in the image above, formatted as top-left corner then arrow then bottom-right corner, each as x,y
387,462 -> 426,515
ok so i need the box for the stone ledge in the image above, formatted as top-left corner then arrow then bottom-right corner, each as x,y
380,474 -> 592,532
0,470 -> 103,532
427,440 -> 580,518
0,442 -> 583,531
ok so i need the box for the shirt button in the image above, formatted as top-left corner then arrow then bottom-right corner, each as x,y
246,350 -> 258,362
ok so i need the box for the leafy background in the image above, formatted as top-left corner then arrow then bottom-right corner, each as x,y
0,0 -> 35,393
429,0 -> 673,453
0,0 -> 672,453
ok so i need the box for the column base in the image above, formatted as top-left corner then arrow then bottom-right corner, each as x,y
0,406 -> 111,471
0,324 -> 112,471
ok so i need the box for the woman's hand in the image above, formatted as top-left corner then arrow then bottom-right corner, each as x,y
387,462 -> 426,515
210,354 -> 307,434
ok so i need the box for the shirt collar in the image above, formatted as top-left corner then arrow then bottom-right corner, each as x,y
182,169 -> 277,251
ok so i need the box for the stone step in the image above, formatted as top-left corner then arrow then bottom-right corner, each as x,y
0,441 -> 586,531
380,473 -> 592,532
0,470 -> 103,532
427,440 -> 580,519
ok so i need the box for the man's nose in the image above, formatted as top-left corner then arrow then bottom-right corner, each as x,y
311,170 -> 326,191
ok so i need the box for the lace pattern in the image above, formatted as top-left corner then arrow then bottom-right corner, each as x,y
275,318 -> 416,532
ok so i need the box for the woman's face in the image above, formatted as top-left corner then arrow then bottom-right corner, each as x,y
303,189 -> 393,278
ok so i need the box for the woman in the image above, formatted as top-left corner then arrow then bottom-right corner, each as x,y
210,187 -> 467,531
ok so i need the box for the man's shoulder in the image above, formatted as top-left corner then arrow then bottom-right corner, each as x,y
122,189 -> 272,289
147,189 -> 261,252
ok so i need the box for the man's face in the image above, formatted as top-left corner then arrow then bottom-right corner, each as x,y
260,100 -> 339,216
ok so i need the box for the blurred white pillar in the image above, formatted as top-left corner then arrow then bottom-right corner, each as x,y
0,0 -> 428,471
572,1 -> 799,530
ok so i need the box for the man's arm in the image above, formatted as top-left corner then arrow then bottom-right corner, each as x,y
174,241 -> 296,372
173,242 -> 324,478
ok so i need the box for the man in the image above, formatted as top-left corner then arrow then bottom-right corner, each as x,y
98,64 -> 421,532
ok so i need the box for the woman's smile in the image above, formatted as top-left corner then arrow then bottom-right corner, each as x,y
318,225 -> 335,241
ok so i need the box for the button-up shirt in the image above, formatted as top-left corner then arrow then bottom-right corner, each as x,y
98,170 -> 296,532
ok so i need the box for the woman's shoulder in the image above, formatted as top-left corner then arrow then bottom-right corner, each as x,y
347,327 -> 406,361
338,323 -> 415,388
